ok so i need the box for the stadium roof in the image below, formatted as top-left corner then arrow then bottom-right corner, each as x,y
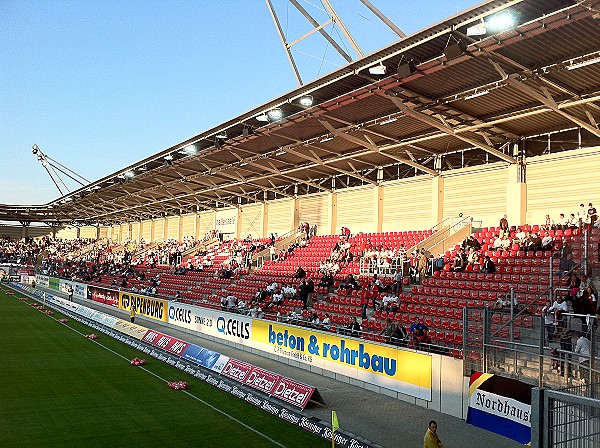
3,0 -> 600,226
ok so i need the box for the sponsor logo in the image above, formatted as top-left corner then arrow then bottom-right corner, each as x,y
216,317 -> 250,339
272,378 -> 313,407
168,305 -> 191,324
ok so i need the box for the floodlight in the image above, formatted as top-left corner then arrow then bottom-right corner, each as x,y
369,63 -> 387,75
487,11 -> 515,33
256,113 -> 269,122
164,154 -> 174,161
299,95 -> 314,107
124,171 -> 135,178
268,108 -> 283,120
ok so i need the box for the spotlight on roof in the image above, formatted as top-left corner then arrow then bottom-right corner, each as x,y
567,56 -> 600,71
179,145 -> 197,155
256,113 -> 269,122
216,131 -> 227,139
267,108 -> 283,120
368,63 -> 387,75
32,144 -> 39,155
299,95 -> 314,107
124,170 -> 135,178
164,154 -> 174,161
487,11 -> 515,33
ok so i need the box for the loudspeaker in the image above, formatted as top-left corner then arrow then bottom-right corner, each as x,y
444,41 -> 467,59
397,60 -> 417,78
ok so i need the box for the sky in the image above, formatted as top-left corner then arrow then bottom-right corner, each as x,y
1,0 -> 483,205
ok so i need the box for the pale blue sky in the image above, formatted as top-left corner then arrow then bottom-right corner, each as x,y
1,0 -> 482,204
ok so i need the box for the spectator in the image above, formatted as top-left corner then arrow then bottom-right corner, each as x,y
292,265 -> 307,279
423,420 -> 443,448
318,272 -> 334,289
549,296 -> 569,329
481,256 -> 495,274
409,316 -> 431,346
344,317 -> 362,337
541,299 -> 555,342
574,331 -> 591,380
588,203 -> 598,228
499,214 -> 509,237
381,294 -> 399,312
392,267 -> 403,295
380,318 -> 397,344
322,313 -> 332,330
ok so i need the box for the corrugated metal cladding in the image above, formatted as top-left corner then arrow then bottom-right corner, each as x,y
241,203 -> 262,239
141,220 -> 152,241
443,164 -> 509,227
153,220 -> 164,241
298,192 -> 330,236
57,227 -> 78,240
130,222 -> 140,239
336,186 -> 374,234
119,224 -> 128,242
99,227 -> 109,239
181,214 -> 195,238
80,226 -> 97,239
526,147 -> 600,225
382,177 -> 434,232
266,198 -> 293,237
166,216 -> 179,240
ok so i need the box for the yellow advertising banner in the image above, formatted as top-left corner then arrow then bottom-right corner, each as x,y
113,319 -> 150,339
118,292 -> 168,322
251,321 -> 432,398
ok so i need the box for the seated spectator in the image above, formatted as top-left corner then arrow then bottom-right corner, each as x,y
380,317 -> 397,343
309,312 -> 320,328
450,252 -> 465,272
338,274 -> 359,293
254,288 -> 267,303
482,256 -> 496,274
250,304 -> 264,319
321,313 -> 332,330
292,265 -> 307,279
344,316 -> 362,337
409,317 -> 431,345
281,283 -> 297,299
318,272 -> 334,289
381,294 -> 399,312
541,232 -> 554,250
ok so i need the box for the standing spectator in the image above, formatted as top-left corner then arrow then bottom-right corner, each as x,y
499,214 -> 509,237
417,249 -> 428,283
392,267 -> 403,295
588,203 -> 598,228
542,299 -> 555,342
574,331 -> 591,380
130,304 -> 136,323
549,296 -> 569,329
67,285 -> 74,302
423,420 -> 443,448
322,313 -> 331,330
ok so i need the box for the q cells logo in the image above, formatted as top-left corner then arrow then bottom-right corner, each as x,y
216,316 -> 250,339
168,305 -> 191,324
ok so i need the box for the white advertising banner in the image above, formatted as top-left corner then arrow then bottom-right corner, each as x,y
166,302 -> 252,345
215,208 -> 237,236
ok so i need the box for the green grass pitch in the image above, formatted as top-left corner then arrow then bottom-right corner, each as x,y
0,288 -> 329,447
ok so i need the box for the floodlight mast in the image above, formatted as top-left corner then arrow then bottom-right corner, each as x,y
31,144 -> 90,196
265,0 -> 405,86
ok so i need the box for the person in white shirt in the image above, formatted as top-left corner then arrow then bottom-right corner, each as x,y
549,296 -> 569,328
541,232 -> 554,250
574,332 -> 592,379
321,313 -> 331,330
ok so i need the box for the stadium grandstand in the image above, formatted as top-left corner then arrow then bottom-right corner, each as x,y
2,0 -> 600,446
